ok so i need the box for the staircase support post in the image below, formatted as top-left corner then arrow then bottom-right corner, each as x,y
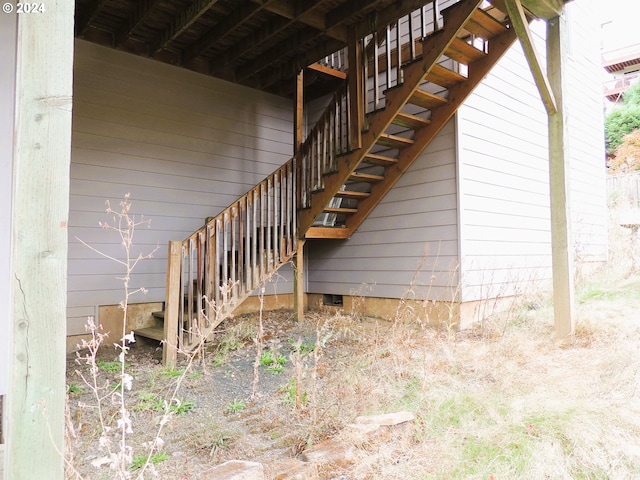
348,28 -> 364,151
294,70 -> 304,155
547,12 -> 575,339
163,241 -> 182,366
294,239 -> 306,322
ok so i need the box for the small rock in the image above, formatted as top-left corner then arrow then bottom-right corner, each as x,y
273,458 -> 319,479
299,439 -> 355,468
201,460 -> 265,480
354,410 -> 415,426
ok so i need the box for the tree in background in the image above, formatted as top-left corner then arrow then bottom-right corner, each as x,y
608,130 -> 640,173
606,82 -> 640,158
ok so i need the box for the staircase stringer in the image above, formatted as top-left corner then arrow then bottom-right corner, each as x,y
297,0 -> 484,236
345,26 -> 519,233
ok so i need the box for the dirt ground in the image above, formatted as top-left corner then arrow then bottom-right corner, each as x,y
65,272 -> 640,479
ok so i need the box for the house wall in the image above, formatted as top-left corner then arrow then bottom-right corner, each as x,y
457,3 -> 606,303
564,1 -> 608,262
307,119 -> 460,303
0,13 -> 18,396
69,40 -> 294,337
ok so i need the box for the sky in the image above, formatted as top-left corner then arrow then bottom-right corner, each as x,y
599,0 -> 640,51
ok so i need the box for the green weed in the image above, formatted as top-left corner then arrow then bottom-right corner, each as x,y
226,399 -> 246,413
130,452 -> 169,470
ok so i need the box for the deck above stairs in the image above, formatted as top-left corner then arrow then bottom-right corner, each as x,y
147,0 -> 520,363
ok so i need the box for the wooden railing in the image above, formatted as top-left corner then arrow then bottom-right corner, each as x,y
165,0 -> 449,362
165,158 -> 297,358
298,1 -> 443,206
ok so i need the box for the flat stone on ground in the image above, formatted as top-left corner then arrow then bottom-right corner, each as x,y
354,411 -> 415,426
202,460 -> 265,480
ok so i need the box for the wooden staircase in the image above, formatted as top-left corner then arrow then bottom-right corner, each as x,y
300,0 -> 517,239
151,0 -> 519,363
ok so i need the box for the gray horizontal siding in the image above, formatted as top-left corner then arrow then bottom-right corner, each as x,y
458,7 -> 606,302
68,40 -> 294,334
307,120 -> 459,301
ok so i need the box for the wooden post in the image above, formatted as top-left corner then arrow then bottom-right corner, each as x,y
163,241 -> 182,366
505,0 -> 557,114
547,12 -> 575,339
294,70 -> 304,155
6,1 -> 75,478
293,239 -> 306,322
348,28 -> 363,151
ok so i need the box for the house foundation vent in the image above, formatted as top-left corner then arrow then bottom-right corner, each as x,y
323,294 -> 343,307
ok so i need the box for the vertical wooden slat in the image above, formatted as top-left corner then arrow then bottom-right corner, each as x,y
348,27 -> 363,151
396,20 -> 402,84
206,223 -> 215,322
385,25 -> 392,89
267,177 -> 273,271
373,31 -> 380,109
239,200 -> 245,295
252,189 -> 259,286
230,208 -> 237,298
259,182 -> 266,275
214,218 -> 222,308
409,13 -> 416,60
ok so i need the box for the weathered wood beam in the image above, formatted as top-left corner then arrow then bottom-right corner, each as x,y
308,62 -> 347,79
294,70 -> 304,155
6,0 -> 74,476
151,0 -> 220,55
184,0 -> 271,64
210,1 -> 325,74
258,0 -> 348,43
209,15 -> 291,73
547,12 -> 575,338
235,27 -> 324,82
115,0 -> 163,47
325,0 -> 388,30
75,0 -> 109,36
505,0 -> 557,114
521,0 -> 566,20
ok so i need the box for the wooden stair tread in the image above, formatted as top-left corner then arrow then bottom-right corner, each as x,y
363,153 -> 399,166
392,111 -> 431,129
305,226 -> 351,239
135,326 -> 164,341
446,37 -> 486,64
408,89 -> 447,110
323,206 -> 358,214
426,64 -> 467,88
464,8 -> 507,39
348,172 -> 384,182
334,190 -> 370,199
152,310 -> 165,320
377,133 -> 414,148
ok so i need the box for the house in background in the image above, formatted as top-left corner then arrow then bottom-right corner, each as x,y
602,43 -> 640,105
59,0 -> 606,361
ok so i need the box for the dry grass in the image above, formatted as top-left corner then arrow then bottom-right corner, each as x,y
307,272 -> 640,479
67,218 -> 640,479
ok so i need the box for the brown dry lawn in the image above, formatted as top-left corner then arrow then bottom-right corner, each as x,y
66,264 -> 640,479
